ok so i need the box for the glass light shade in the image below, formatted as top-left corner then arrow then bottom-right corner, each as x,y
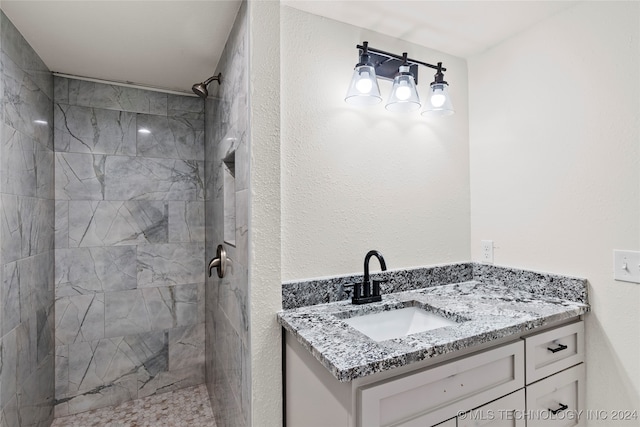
345,65 -> 382,106
385,67 -> 420,112
422,82 -> 454,117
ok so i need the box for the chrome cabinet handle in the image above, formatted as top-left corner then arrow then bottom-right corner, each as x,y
208,245 -> 227,278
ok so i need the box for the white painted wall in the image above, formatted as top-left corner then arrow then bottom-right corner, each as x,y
469,1 -> 640,417
281,7 -> 471,281
248,1 -> 281,426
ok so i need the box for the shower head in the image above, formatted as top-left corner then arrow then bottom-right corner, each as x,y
192,73 -> 222,98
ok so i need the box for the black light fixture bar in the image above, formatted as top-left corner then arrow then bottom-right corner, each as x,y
356,43 -> 446,84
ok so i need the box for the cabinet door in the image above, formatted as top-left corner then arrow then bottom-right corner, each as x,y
458,390 -> 525,427
526,364 -> 585,427
524,322 -> 584,384
358,341 -> 524,427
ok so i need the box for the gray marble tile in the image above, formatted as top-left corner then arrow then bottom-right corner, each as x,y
55,152 -> 106,200
36,141 -> 54,200
55,293 -> 104,345
67,332 -> 166,396
1,124 -> 37,197
54,76 -> 69,104
0,194 -> 54,264
1,328 -> 18,406
2,52 -> 53,148
15,253 -> 54,336
141,284 -> 199,331
17,354 -> 54,426
235,189 -> 249,263
67,79 -> 167,115
14,321 -> 32,395
55,246 -> 137,296
104,290 -> 155,337
0,393 -> 19,427
167,94 -> 204,120
36,304 -> 54,363
67,338 -> 137,393
168,323 -> 204,371
68,201 -> 168,247
138,364 -> 204,399
1,194 -> 22,263
54,377 -> 137,418
54,104 -> 136,155
55,345 -> 69,397
2,261 -> 22,335
127,331 -> 168,378
104,156 -> 204,201
198,282 -> 205,324
0,11 -> 53,100
136,114 -> 204,160
168,201 -> 205,243
136,243 -> 204,288
55,201 -> 69,249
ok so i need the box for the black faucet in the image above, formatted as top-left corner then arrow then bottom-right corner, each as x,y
352,250 -> 387,304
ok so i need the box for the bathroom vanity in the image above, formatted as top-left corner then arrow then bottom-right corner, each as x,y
278,270 -> 589,427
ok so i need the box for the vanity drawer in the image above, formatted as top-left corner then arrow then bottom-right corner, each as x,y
524,322 -> 584,384
358,341 -> 524,427
526,363 -> 585,427
458,389 -> 525,427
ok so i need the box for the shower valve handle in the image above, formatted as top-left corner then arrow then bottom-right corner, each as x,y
208,245 -> 227,278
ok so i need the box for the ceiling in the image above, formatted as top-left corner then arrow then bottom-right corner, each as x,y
2,1 -> 578,94
2,0 -> 242,94
284,1 -> 578,58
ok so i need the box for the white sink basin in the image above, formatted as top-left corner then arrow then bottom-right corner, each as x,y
343,307 -> 457,342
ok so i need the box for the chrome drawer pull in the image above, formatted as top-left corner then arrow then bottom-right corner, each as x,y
547,343 -> 568,353
549,403 -> 568,415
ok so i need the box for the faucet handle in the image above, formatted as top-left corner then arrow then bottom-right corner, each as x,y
372,278 -> 388,297
341,283 -> 355,299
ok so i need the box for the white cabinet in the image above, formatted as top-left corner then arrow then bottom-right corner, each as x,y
523,322 -> 584,384
523,322 -> 585,427
284,320 -> 585,427
358,341 -> 524,427
526,364 -> 585,427
459,390 -> 526,427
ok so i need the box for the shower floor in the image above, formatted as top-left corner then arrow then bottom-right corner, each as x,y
51,384 -> 216,427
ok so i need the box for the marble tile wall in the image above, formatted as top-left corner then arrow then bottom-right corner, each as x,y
53,76 -> 206,417
0,11 -> 55,427
204,2 -> 250,426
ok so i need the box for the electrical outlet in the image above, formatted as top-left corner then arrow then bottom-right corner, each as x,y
613,250 -> 640,283
481,240 -> 494,264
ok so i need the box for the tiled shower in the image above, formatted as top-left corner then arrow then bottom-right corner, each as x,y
0,2 -> 250,426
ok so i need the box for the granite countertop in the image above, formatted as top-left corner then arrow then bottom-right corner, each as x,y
277,280 -> 589,382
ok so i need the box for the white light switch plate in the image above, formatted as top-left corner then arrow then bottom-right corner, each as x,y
613,250 -> 640,283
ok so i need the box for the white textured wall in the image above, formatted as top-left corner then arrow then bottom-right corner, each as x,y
248,1 -> 281,426
469,1 -> 640,418
281,7 -> 471,281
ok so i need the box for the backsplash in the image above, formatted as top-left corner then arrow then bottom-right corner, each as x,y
282,263 -> 473,309
282,263 -> 588,309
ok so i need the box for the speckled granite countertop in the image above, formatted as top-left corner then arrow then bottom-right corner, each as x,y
277,280 -> 589,382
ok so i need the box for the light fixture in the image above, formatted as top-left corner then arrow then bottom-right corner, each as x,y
422,62 -> 454,117
385,54 -> 420,112
345,42 -> 454,118
345,41 -> 382,106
